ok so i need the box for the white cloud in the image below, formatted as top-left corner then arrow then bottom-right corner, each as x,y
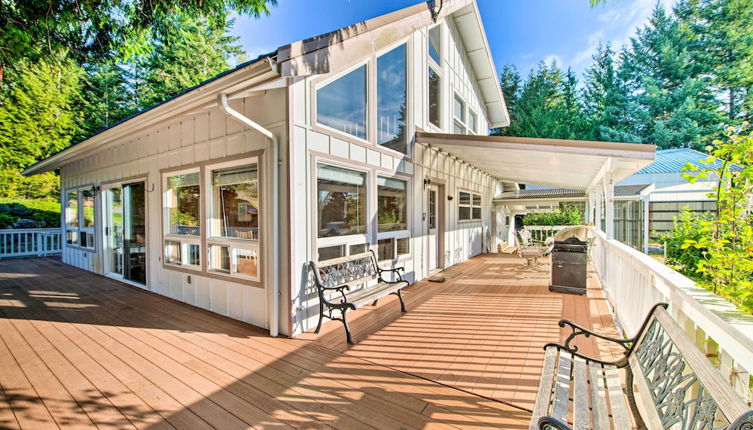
543,54 -> 564,67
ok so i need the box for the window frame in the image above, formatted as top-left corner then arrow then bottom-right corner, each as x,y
458,189 -> 483,222
313,59 -> 371,144
162,167 -> 202,271
376,174 -> 411,262
204,156 -> 261,282
375,42 -> 409,154
427,24 -> 443,131
453,92 -> 468,134
64,186 -> 97,250
315,160 -> 372,262
468,109 -> 478,135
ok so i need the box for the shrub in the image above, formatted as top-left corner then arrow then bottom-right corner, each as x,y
0,198 -> 61,228
522,207 -> 582,226
659,209 -> 713,280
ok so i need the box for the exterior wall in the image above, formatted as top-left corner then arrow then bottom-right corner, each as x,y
60,89 -> 287,330
287,17 -> 496,335
619,172 -> 716,202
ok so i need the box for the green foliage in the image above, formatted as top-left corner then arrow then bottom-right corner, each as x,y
0,198 -> 61,228
500,0 -> 753,148
522,207 -> 582,226
659,209 -> 714,279
681,126 -> 753,313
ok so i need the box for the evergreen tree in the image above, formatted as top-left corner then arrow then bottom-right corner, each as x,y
495,64 -> 521,135
0,56 -> 83,198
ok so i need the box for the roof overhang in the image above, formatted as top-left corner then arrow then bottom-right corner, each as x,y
416,132 -> 656,190
24,57 -> 280,176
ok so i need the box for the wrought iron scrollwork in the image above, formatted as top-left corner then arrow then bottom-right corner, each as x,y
317,255 -> 376,288
635,319 -> 728,429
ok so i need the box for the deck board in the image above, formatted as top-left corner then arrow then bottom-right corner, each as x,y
302,254 -> 621,412
0,257 -> 534,429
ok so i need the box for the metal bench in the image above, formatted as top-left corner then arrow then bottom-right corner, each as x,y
531,303 -> 753,430
309,251 -> 408,345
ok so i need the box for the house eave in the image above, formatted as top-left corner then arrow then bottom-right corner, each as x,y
24,57 -> 280,176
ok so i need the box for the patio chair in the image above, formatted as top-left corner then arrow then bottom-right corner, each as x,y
515,229 -> 545,269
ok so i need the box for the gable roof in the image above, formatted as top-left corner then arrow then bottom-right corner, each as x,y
25,0 -> 508,176
636,148 -> 740,174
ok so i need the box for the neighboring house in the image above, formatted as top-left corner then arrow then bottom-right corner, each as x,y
24,0 -> 654,337
494,184 -> 654,251
619,148 -> 731,239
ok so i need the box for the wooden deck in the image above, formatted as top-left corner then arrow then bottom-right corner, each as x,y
0,254 -> 620,429
301,254 -> 623,412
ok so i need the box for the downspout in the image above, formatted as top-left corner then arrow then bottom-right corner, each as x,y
218,93 -> 280,338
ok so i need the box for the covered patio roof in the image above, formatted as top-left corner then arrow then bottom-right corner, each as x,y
416,133 -> 656,190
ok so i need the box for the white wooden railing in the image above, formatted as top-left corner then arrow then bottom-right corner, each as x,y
589,228 -> 753,404
0,228 -> 63,258
522,225 -> 572,244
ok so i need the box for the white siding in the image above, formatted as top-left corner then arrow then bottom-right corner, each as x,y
287,17 -> 497,335
60,89 -> 286,330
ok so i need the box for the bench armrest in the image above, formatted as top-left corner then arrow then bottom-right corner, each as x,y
538,416 -> 572,430
378,266 -> 405,282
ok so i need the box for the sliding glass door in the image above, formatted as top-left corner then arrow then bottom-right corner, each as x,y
105,181 -> 146,285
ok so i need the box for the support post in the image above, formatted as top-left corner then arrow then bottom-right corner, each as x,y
604,173 -> 615,240
643,195 -> 650,254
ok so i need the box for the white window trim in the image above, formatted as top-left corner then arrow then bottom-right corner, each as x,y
162,167 -> 202,270
64,187 -> 96,249
458,189 -> 482,222
375,41 -> 410,154
376,174 -> 410,262
468,108 -> 478,135
314,60 -> 371,144
453,92 -> 469,135
204,156 -> 261,282
315,161 -> 372,261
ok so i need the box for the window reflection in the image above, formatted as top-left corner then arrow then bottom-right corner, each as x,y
316,65 -> 367,139
377,44 -> 407,153
211,164 -> 259,240
317,165 -> 366,237
377,177 -> 407,232
167,172 -> 200,236
429,68 -> 441,127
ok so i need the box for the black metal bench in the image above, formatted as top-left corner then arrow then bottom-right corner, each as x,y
532,303 -> 753,430
309,250 -> 408,345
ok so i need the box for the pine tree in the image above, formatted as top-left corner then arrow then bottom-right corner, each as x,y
0,56 -> 83,199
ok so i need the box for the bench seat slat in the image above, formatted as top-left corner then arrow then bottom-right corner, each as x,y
345,282 -> 403,308
572,357 -> 589,430
530,346 -> 558,430
552,351 -> 572,423
588,362 -> 609,430
605,365 -> 632,430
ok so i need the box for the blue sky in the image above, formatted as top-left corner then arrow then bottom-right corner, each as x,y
231,0 -> 676,78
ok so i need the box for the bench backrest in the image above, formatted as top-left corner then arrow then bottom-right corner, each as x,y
629,306 -> 751,429
310,252 -> 378,290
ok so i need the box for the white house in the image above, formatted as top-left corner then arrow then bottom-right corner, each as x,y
24,0 -> 655,337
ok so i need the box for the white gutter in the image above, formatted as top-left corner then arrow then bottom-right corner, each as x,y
218,93 -> 280,338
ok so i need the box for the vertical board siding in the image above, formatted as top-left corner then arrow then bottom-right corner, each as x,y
60,89 -> 286,330
288,18 -> 497,335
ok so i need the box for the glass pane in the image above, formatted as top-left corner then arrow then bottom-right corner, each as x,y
429,190 -> 437,229
317,165 -> 367,238
209,245 -> 231,273
236,248 -> 258,277
124,182 -> 146,284
472,207 -> 481,220
473,194 -> 481,206
378,238 -> 394,261
428,26 -> 441,64
459,191 -> 471,205
66,230 -> 78,245
109,187 -> 124,275
211,164 -> 259,240
453,121 -> 466,134
429,68 -> 441,127
186,244 -> 200,266
459,206 -> 471,220
377,44 -> 407,153
165,240 -> 181,265
349,244 -> 367,255
377,177 -> 407,232
318,245 -> 344,262
66,191 -> 78,228
167,172 -> 200,236
79,232 -> 94,248
453,95 -> 465,122
469,110 -> 478,134
396,238 -> 410,256
81,190 -> 95,227
316,65 -> 367,139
